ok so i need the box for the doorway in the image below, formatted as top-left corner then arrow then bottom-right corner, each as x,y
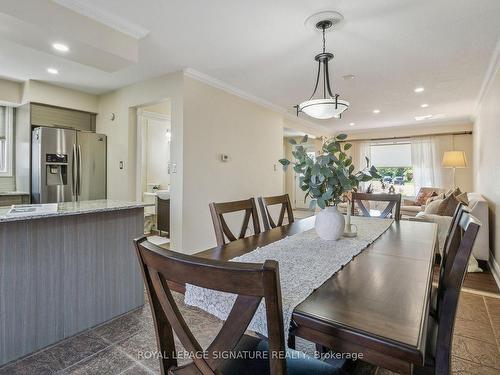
136,100 -> 172,246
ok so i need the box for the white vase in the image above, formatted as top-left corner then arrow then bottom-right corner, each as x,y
315,206 -> 345,241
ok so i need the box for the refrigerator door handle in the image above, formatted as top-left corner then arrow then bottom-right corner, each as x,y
77,145 -> 82,198
72,144 -> 77,197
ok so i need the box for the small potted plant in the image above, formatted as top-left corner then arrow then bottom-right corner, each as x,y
279,134 -> 380,240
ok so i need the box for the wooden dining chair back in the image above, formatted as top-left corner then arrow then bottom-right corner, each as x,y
436,203 -> 466,302
351,192 -> 402,221
258,194 -> 294,231
429,212 -> 481,375
134,237 -> 287,375
209,198 -> 261,246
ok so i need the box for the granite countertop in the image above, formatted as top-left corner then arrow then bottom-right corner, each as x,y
0,191 -> 30,196
0,199 -> 154,223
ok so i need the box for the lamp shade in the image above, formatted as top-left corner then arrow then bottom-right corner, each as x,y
442,151 -> 468,168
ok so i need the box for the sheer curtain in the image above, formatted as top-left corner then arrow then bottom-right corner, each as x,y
411,136 -> 453,192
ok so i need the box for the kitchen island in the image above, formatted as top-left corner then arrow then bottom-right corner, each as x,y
0,200 -> 151,366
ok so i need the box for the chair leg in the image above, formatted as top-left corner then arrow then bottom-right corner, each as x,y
287,334 -> 296,349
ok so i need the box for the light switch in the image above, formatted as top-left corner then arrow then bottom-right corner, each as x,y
119,161 -> 124,169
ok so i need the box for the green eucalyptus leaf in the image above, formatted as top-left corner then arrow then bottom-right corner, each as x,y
336,133 -> 348,141
289,138 -> 297,145
278,158 -> 290,166
317,198 -> 326,209
344,143 -> 352,151
301,134 -> 309,144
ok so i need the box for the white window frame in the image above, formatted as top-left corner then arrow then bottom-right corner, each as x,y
0,106 -> 14,177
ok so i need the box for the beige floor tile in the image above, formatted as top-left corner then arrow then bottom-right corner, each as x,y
485,296 -> 500,341
453,318 -> 496,344
451,355 -> 500,375
452,335 -> 500,369
456,293 -> 489,324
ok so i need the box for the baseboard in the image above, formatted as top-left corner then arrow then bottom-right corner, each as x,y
488,252 -> 500,291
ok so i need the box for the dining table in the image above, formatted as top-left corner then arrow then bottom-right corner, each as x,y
193,216 -> 438,374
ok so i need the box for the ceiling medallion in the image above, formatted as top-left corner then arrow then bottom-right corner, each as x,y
295,14 -> 349,120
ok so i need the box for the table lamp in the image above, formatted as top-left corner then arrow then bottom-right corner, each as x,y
442,151 -> 468,188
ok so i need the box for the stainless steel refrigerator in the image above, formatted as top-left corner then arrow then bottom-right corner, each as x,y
31,127 -> 107,203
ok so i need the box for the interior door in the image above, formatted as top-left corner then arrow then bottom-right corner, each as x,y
77,132 -> 107,200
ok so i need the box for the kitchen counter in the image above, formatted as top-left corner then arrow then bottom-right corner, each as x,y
0,199 -> 153,223
0,199 -> 150,365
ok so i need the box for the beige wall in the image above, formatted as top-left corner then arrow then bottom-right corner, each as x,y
181,77 -> 284,253
22,80 -> 98,112
0,78 -> 23,105
474,63 -> 500,266
96,72 -> 184,249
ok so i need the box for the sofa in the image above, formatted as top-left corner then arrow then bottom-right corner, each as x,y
411,193 -> 490,263
400,187 -> 446,217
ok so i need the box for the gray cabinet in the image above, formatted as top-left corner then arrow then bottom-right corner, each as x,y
31,103 -> 96,131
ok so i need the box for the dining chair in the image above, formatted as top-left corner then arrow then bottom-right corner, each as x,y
133,238 -> 346,375
258,194 -> 294,231
351,192 -> 402,221
209,198 -> 261,246
415,211 -> 481,375
430,203 -> 466,318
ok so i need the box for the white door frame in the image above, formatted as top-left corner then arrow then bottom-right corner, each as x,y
293,147 -> 316,209
135,109 -> 171,201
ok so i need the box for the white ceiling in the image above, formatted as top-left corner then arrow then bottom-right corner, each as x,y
1,0 -> 499,132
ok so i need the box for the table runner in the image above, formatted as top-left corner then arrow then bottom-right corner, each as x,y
185,216 -> 393,342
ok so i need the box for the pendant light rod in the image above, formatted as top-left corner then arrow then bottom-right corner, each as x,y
295,14 -> 349,120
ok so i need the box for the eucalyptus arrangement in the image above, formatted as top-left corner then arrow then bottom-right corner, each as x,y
280,133 -> 380,208
279,134 -> 381,240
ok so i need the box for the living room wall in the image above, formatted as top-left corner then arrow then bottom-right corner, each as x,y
474,61 -> 500,275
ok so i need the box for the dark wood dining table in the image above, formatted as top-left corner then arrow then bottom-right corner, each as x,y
194,216 -> 438,374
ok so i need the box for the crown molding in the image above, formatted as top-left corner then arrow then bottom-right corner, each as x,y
473,36 -> 500,119
183,68 -> 332,136
183,68 -> 286,114
53,0 -> 150,39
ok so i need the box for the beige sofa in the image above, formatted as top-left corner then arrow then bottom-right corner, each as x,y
412,193 -> 490,262
400,187 -> 446,217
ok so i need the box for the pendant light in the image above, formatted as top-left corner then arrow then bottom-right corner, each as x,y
296,19 -> 349,120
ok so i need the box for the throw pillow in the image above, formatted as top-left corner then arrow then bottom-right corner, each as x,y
456,192 -> 469,205
445,187 -> 461,197
415,190 -> 437,206
425,193 -> 445,206
425,199 -> 444,214
436,194 -> 460,216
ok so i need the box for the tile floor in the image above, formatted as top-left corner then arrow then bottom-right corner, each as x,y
1,289 -> 499,374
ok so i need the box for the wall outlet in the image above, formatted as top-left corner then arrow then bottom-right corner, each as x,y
119,161 -> 124,170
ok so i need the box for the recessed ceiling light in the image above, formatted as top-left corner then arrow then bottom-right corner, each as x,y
349,122 -> 355,126
52,43 -> 69,52
343,74 -> 355,80
373,109 -> 380,114
421,103 -> 429,108
414,87 -> 425,93
47,68 -> 59,75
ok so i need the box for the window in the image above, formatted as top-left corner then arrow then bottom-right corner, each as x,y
369,142 -> 415,196
0,106 -> 14,176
